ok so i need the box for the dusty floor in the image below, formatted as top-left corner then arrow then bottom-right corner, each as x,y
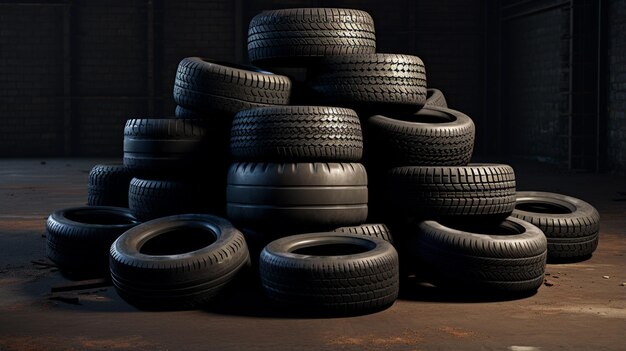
0,158 -> 624,351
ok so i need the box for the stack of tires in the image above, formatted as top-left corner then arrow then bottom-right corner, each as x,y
42,7 -> 600,315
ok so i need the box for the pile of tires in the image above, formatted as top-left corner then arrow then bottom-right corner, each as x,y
43,7 -> 599,314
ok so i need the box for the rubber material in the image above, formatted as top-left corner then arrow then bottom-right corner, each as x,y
333,224 -> 394,244
87,164 -> 133,207
110,214 -> 250,309
259,232 -> 399,314
425,88 -> 448,108
512,191 -> 600,259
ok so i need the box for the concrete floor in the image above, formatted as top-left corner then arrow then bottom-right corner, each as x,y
0,158 -> 624,351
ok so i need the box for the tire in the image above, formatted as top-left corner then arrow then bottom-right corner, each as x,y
230,106 -> 363,162
247,8 -> 376,66
511,191 -> 600,259
173,58 -> 291,115
408,217 -> 547,293
367,105 -> 475,166
175,105 -> 207,119
333,224 -> 393,244
226,162 -> 368,232
109,214 -> 250,309
259,232 -> 399,314
425,88 -> 448,108
387,164 -> 516,219
307,54 -> 427,109
46,206 -> 140,277
87,164 -> 133,207
128,177 -> 221,222
123,118 -> 217,176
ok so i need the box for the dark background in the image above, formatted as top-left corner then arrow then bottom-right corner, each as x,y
0,0 -> 623,174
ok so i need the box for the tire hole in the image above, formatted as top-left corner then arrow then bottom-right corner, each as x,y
140,227 -> 216,255
65,210 -> 137,225
439,220 -> 523,236
293,243 -> 369,256
515,201 -> 573,214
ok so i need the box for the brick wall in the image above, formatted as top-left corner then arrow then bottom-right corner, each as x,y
501,7 -> 570,165
607,0 -> 626,173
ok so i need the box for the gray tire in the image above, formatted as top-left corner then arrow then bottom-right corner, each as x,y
425,88 -> 448,108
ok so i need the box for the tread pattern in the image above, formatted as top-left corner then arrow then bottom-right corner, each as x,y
259,233 -> 399,313
247,8 -> 376,65
46,207 -> 140,276
128,178 -> 217,221
230,106 -> 363,162
87,164 -> 133,207
409,218 -> 547,293
367,106 -> 475,166
511,191 -> 600,258
173,57 -> 291,115
307,54 -> 427,107
109,214 -> 250,309
123,118 -> 216,175
387,164 -> 516,218
333,224 -> 393,244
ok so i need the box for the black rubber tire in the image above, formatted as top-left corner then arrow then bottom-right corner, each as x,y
123,118 -> 217,176
226,162 -> 368,232
46,206 -> 140,277
387,164 -> 516,219
173,57 -> 291,115
175,105 -> 207,119
230,106 -> 363,162
367,105 -> 475,166
87,164 -> 133,207
247,8 -> 376,66
408,217 -> 547,293
109,214 -> 250,310
128,177 -> 221,222
425,88 -> 448,108
511,191 -> 600,259
333,224 -> 393,244
307,54 -> 427,109
259,232 -> 399,314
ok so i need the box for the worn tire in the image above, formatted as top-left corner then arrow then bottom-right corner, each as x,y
128,177 -> 221,222
87,164 -> 133,207
307,54 -> 427,109
173,58 -> 291,115
247,8 -> 376,66
512,191 -> 600,259
387,164 -> 516,219
259,232 -> 399,314
123,119 -> 217,176
46,206 -> 140,277
333,224 -> 393,244
110,214 -> 250,310
425,88 -> 448,108
367,105 -> 475,166
409,217 -> 547,293
227,162 -> 368,232
230,106 -> 363,162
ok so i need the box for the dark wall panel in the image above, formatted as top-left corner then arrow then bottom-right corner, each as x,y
607,0 -> 626,172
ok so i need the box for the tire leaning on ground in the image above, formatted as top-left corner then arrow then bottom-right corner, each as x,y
109,214 -> 250,310
230,106 -> 363,162
408,217 -> 547,293
306,53 -> 427,109
87,164 -> 133,207
511,191 -> 600,259
367,105 -> 475,166
387,164 -> 517,219
247,8 -> 377,66
333,223 -> 394,244
46,206 -> 141,277
226,162 -> 368,232
173,57 -> 292,116
259,232 -> 399,314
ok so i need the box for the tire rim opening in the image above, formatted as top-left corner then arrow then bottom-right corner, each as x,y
389,110 -> 455,124
439,220 -> 523,236
66,210 -> 137,225
140,227 -> 216,255
293,243 -> 369,256
515,201 -> 573,214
